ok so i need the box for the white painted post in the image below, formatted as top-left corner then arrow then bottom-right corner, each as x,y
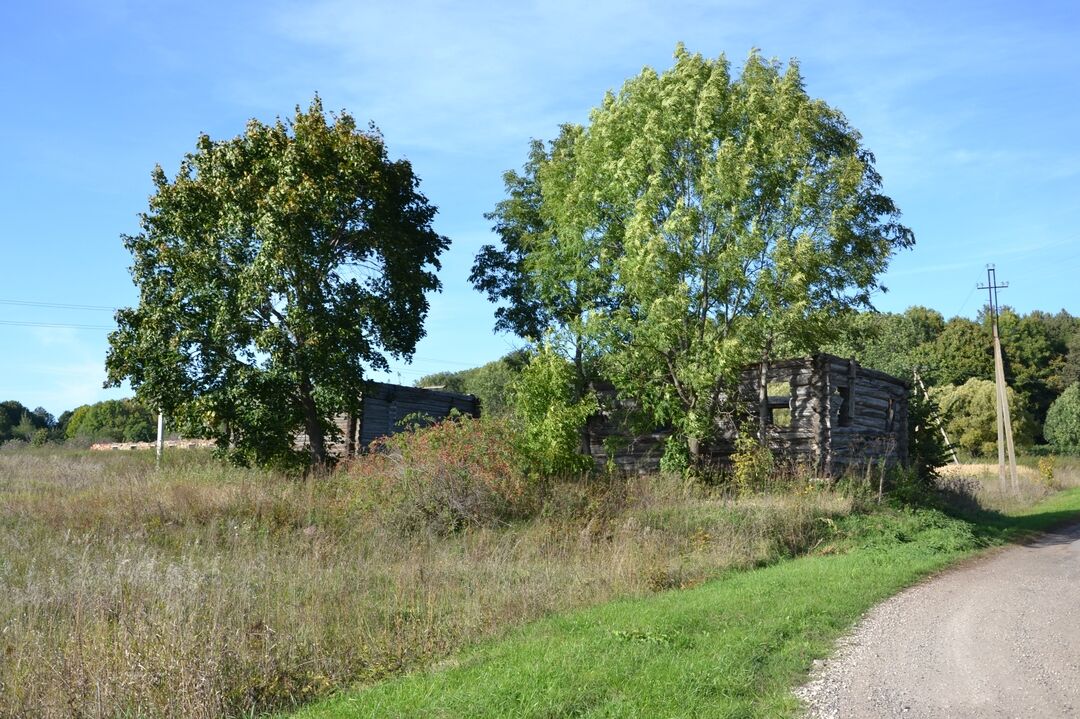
156,411 -> 164,470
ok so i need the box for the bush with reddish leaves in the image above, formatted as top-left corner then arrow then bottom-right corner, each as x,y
345,416 -> 538,534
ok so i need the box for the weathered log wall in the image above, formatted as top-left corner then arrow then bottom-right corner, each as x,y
587,353 -> 908,476
823,357 -> 908,472
297,382 -> 480,457
357,383 -> 479,449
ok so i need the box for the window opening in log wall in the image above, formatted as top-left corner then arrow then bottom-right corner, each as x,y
766,380 -> 793,427
838,385 -> 853,427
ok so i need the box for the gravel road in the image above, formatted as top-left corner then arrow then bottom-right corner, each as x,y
796,522 -> 1080,718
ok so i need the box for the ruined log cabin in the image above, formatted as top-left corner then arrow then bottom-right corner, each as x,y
587,353 -> 908,476
297,382 -> 480,457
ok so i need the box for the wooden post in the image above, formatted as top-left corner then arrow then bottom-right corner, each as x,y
846,358 -> 858,426
992,323 -> 1019,492
913,369 -> 960,465
758,357 -> 770,443
816,355 -> 831,477
156,411 -> 164,470
979,265 -> 1017,494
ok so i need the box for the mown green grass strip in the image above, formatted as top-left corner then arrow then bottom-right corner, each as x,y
289,489 -> 1080,719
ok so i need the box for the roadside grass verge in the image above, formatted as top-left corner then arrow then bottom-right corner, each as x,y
288,487 -> 1080,719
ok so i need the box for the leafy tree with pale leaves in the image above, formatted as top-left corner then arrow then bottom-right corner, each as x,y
510,344 -> 598,476
934,378 -> 1035,457
106,98 -> 449,468
476,47 -> 913,466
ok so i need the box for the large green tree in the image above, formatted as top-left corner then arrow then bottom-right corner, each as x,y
827,306 -> 944,380
0,401 -> 52,443
1062,333 -> 1080,390
996,309 -> 1060,437
925,317 -> 992,386
471,125 -> 613,397
106,98 -> 449,468
478,47 -> 913,464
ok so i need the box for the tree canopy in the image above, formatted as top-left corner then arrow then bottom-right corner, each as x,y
416,350 -> 529,417
0,401 -> 54,444
64,399 -> 155,443
473,47 -> 913,464
934,378 -> 1035,457
106,98 -> 449,468
1045,383 -> 1080,451
471,125 -> 612,396
831,305 -> 1079,446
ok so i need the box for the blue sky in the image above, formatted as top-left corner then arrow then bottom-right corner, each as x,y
2,0 -> 1078,415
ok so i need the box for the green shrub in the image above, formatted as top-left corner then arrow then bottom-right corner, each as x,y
731,435 -> 774,494
510,345 -> 597,477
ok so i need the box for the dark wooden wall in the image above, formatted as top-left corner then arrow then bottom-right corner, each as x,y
299,382 -> 480,457
821,356 -> 909,472
586,353 -> 908,476
357,383 -> 480,449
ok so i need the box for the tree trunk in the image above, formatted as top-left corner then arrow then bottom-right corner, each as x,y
298,378 -> 327,467
345,413 -> 357,458
687,436 -> 702,465
573,336 -> 593,460
758,344 -> 772,443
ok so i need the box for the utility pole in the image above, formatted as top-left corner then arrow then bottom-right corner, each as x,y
977,265 -> 1017,493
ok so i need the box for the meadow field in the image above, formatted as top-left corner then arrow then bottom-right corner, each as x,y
1,445 -> 1076,718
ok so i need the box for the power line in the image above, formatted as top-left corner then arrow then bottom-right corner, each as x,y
408,356 -> 483,367
0,320 -> 115,330
953,284 -> 977,317
0,298 -> 117,312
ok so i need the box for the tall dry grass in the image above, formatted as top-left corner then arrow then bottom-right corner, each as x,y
936,455 -> 1080,512
0,445 -> 852,718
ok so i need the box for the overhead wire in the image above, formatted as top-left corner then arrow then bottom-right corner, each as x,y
0,320 -> 115,330
952,284 -> 978,318
0,296 -> 489,368
0,298 -> 117,312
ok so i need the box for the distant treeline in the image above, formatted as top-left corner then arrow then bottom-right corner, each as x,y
824,306 -> 1078,453
415,350 -> 530,417
0,399 -> 156,446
